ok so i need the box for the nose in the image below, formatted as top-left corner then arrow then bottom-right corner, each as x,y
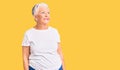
45,13 -> 49,17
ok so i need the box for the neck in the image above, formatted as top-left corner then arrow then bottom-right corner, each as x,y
34,22 -> 48,30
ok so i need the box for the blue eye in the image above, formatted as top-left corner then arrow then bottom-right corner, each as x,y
41,12 -> 45,14
48,12 -> 50,14
40,11 -> 50,14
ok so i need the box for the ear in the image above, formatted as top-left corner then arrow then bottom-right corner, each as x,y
33,15 -> 38,21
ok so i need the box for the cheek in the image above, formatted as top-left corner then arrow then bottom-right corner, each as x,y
48,15 -> 50,18
37,15 -> 43,20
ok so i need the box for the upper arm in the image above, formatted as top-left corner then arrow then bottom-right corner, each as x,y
57,43 -> 62,55
57,43 -> 61,51
57,43 -> 64,60
22,31 -> 31,58
22,46 -> 30,59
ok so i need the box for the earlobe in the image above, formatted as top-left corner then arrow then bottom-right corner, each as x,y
34,15 -> 38,21
35,18 -> 38,21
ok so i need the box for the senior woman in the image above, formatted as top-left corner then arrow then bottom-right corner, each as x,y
22,3 -> 65,70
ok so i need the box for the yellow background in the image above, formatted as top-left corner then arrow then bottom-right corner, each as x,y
0,0 -> 120,70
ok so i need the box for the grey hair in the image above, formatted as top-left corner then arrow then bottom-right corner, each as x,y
32,3 -> 48,16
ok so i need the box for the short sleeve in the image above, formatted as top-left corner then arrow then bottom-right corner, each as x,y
55,29 -> 61,43
22,32 -> 30,46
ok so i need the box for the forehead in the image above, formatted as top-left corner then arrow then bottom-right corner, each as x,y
38,6 -> 50,12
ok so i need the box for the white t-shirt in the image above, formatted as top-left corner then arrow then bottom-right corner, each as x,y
22,26 -> 62,70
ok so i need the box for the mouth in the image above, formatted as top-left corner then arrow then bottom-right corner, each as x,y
44,18 -> 50,20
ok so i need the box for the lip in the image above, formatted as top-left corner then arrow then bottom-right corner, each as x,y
44,18 -> 50,20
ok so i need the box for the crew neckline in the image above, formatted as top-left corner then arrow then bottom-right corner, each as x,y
32,26 -> 51,31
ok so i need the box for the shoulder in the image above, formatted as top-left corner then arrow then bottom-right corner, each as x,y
49,26 -> 60,36
49,26 -> 59,32
23,28 -> 34,35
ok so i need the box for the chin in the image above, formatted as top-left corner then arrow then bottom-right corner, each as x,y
43,21 -> 49,24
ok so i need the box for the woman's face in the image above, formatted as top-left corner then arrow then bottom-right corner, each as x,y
35,6 -> 50,24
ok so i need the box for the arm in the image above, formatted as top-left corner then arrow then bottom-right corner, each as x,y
57,43 -> 65,70
22,46 -> 30,70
